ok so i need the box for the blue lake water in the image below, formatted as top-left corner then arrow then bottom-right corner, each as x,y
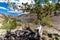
0,2 -> 22,16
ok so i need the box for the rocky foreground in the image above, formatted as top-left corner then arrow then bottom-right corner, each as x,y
0,12 -> 60,40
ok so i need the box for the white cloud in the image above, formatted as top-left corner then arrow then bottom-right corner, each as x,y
20,0 -> 30,3
49,1 -> 52,3
0,6 -> 8,10
8,11 -> 16,13
8,10 -> 19,13
0,0 -> 7,2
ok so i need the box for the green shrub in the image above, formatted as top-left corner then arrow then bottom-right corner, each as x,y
41,14 -> 52,27
1,18 -> 17,29
33,20 -> 40,25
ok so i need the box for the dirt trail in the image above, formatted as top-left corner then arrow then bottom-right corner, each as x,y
51,15 -> 60,31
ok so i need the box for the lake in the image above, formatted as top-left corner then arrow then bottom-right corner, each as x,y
0,2 -> 22,16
